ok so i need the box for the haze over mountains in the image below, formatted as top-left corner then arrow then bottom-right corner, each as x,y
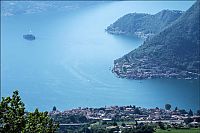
1,1 -> 101,16
111,1 -> 200,79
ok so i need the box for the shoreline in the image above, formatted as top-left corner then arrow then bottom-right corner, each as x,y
112,61 -> 200,80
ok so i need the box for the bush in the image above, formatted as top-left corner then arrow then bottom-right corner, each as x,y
0,90 -> 59,133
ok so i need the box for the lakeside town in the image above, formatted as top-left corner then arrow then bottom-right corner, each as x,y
2,90 -> 199,133
49,105 -> 200,133
112,60 -> 200,80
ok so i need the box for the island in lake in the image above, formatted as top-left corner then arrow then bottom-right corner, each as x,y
23,34 -> 36,41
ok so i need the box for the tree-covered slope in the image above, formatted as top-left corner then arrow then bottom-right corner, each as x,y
113,1 -> 200,79
106,10 -> 183,39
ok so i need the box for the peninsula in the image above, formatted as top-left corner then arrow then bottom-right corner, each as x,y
109,1 -> 200,80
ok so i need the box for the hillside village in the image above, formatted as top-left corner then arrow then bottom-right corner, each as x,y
49,105 -> 200,132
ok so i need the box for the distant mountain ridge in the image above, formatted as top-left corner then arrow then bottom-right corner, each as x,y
1,1 -> 101,16
112,1 -> 200,79
106,10 -> 183,39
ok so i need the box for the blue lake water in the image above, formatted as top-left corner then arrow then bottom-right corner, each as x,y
1,1 -> 199,111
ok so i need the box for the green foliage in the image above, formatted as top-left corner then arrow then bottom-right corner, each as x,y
134,107 -> 141,114
113,122 -> 118,126
53,106 -> 57,111
90,125 -> 107,133
0,90 -> 59,133
165,104 -> 171,110
78,126 -> 91,133
23,108 -> 59,133
156,128 -> 200,133
188,109 -> 193,116
184,118 -> 193,125
0,90 -> 26,133
158,122 -> 166,130
179,109 -> 187,114
121,123 -> 126,127
102,121 -> 107,125
52,114 -> 88,124
112,1 -> 200,80
122,67 -> 127,73
121,125 -> 154,133
197,110 -> 200,116
195,117 -> 200,122
106,10 -> 183,37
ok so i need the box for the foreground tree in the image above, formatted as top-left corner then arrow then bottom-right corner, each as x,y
0,90 -> 59,133
23,108 -> 58,133
0,90 -> 26,133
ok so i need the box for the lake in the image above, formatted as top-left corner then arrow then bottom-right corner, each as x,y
1,1 -> 199,111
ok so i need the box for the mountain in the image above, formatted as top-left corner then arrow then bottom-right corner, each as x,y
1,1 -> 101,16
112,1 -> 200,79
106,10 -> 183,39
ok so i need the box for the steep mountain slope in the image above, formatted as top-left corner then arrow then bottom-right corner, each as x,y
113,1 -> 200,79
106,10 -> 183,39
